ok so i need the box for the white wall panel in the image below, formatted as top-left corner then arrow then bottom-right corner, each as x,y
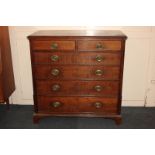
144,27 -> 155,106
122,38 -> 150,100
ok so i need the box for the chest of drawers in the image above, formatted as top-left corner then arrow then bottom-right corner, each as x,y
28,30 -> 127,124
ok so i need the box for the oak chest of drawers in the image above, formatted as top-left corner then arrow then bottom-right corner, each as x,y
28,30 -> 127,124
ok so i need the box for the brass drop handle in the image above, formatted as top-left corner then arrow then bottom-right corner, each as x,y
95,69 -> 103,76
51,55 -> 59,62
96,43 -> 103,49
94,102 -> 103,108
51,43 -> 58,49
52,84 -> 60,91
94,85 -> 103,92
96,55 -> 104,62
51,69 -> 60,76
51,101 -> 61,108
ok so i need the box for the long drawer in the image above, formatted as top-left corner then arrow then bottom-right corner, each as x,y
37,96 -> 118,114
33,65 -> 120,80
35,80 -> 119,97
33,52 -> 121,65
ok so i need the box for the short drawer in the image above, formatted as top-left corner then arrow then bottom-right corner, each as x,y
31,40 -> 75,51
78,40 -> 121,51
34,65 -> 120,80
37,96 -> 118,114
33,52 -> 121,66
35,80 -> 119,97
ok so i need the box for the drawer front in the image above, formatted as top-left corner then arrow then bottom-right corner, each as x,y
34,65 -> 120,80
32,40 -> 75,51
78,40 -> 121,51
36,80 -> 119,96
37,96 -> 118,114
33,52 -> 121,65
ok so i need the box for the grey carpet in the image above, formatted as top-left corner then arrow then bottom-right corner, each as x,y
0,105 -> 155,129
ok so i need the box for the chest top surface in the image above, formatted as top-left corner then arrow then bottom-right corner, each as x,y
28,30 -> 127,39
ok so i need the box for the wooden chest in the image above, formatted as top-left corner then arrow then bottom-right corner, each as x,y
28,30 -> 127,124
0,26 -> 15,108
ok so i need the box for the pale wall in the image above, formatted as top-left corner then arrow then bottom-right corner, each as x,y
8,26 -> 155,106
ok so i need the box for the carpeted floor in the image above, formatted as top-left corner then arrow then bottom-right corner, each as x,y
0,105 -> 155,129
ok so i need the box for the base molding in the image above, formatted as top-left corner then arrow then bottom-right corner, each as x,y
33,113 -> 122,125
